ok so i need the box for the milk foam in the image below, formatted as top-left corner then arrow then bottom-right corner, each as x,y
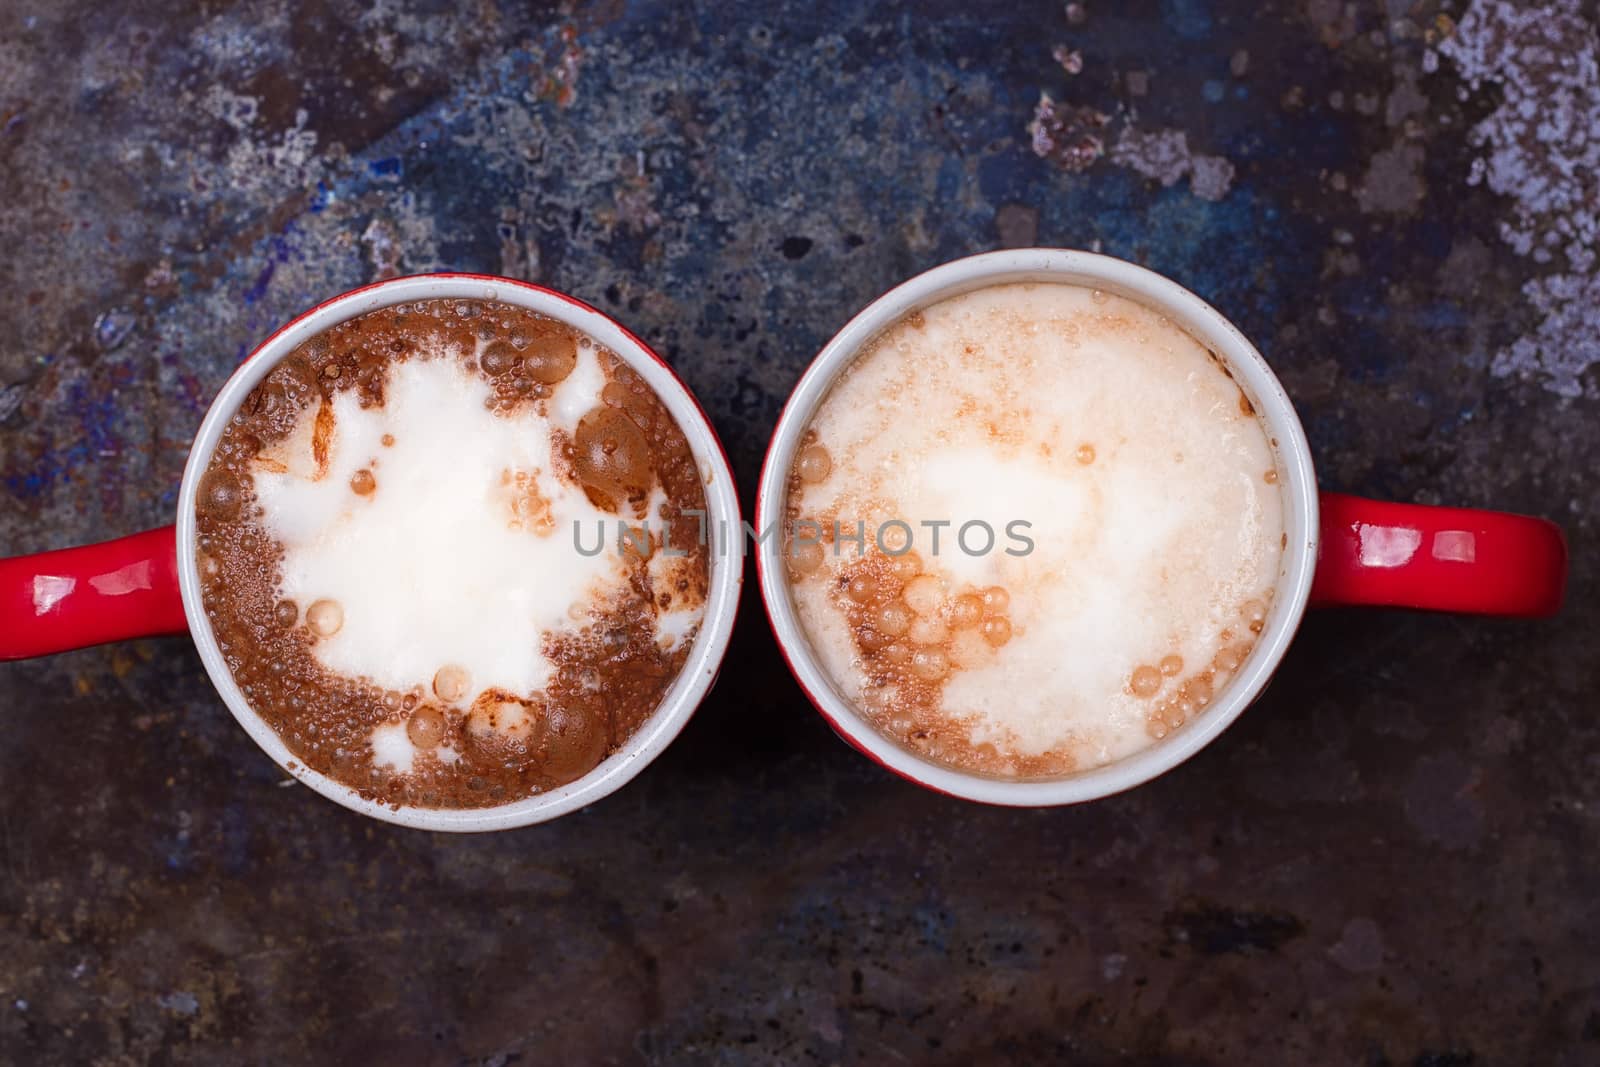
370,722 -> 416,773
642,486 -> 703,652
252,349 -> 654,700
790,283 -> 1284,769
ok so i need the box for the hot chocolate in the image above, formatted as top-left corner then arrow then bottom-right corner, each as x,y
784,282 -> 1285,777
194,299 -> 710,809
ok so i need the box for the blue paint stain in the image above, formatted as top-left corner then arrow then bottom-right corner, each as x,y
1162,0 -> 1214,39
219,803 -> 255,874
913,906 -> 953,952
308,180 -> 333,214
4,365 -> 139,505
240,234 -> 294,305
977,147 -> 1035,203
5,471 -> 47,498
243,260 -> 275,305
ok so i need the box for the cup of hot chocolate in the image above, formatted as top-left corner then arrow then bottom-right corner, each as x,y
0,274 -> 742,830
756,249 -> 1568,804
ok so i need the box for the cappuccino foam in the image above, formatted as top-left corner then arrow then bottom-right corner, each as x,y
786,282 -> 1284,776
253,353 -> 624,697
194,300 -> 711,809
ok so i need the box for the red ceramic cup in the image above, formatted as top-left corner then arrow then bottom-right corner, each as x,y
755,249 -> 1568,805
0,274 -> 743,830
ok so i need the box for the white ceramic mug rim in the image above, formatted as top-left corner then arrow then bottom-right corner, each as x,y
177,273 -> 743,831
755,249 -> 1319,805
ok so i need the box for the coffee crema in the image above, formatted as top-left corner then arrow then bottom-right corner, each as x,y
195,299 -> 710,809
784,282 -> 1285,777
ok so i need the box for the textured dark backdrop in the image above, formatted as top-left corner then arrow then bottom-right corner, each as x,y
1,1 -> 1596,1063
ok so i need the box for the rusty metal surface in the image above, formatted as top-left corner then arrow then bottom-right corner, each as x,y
0,1 -> 1596,1063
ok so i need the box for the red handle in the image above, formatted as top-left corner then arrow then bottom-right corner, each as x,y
0,526 -> 188,660
1311,492 -> 1567,617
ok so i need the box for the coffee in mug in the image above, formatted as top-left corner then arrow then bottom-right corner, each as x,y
194,299 -> 711,808
783,282 -> 1284,776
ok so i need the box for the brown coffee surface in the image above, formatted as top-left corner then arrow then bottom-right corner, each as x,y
194,299 -> 710,809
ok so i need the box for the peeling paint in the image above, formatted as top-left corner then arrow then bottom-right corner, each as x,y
1110,126 -> 1190,187
1110,126 -> 1236,201
1028,93 -> 1109,172
1440,0 -> 1600,397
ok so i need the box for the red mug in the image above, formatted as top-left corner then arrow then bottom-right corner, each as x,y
754,250 -> 1568,805
1,274 -> 744,830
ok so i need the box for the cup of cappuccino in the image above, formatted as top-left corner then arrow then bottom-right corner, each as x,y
756,249 -> 1567,804
0,274 -> 742,831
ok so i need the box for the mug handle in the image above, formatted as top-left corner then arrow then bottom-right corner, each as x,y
1311,493 -> 1567,617
0,526 -> 188,660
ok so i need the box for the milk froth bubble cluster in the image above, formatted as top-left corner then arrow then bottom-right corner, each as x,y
194,299 -> 710,809
785,282 -> 1285,776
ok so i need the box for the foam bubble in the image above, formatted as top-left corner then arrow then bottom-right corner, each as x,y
979,616 -> 1012,648
948,594 -> 983,629
904,575 -> 944,616
908,615 -> 949,646
797,444 -> 833,483
407,704 -> 450,748
910,647 -> 950,682
876,601 -> 912,637
306,599 -> 343,637
523,333 -> 578,384
1130,665 -> 1162,698
788,540 -> 824,576
432,665 -> 470,704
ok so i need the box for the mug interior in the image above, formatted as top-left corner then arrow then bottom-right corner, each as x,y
756,249 -> 1318,804
177,274 -> 742,831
